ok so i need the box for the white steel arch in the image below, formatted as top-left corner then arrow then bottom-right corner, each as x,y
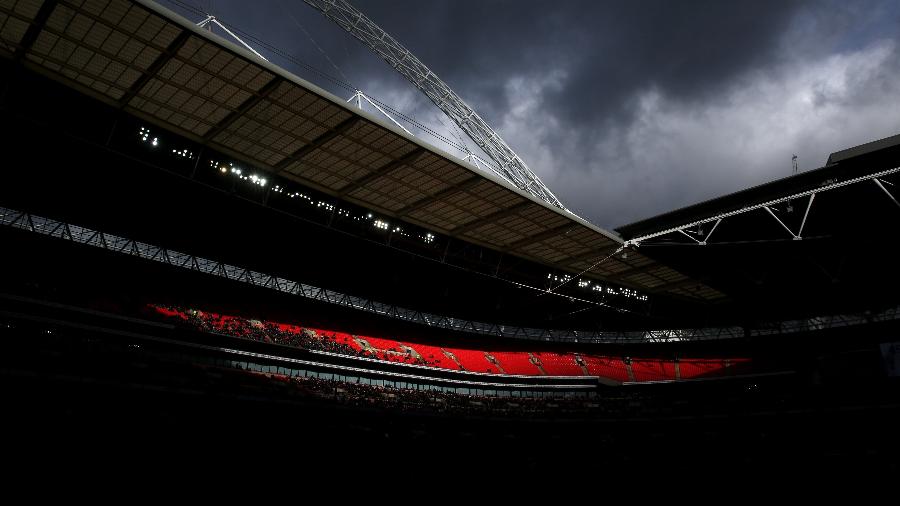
301,0 -> 568,210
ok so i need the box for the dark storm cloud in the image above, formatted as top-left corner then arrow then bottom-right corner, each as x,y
349,0 -> 808,127
183,1 -> 804,129
163,0 -> 900,228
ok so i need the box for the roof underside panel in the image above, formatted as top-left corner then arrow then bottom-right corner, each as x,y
0,0 -> 721,301
1,0 -> 42,52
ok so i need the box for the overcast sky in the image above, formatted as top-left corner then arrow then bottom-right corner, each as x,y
165,0 -> 900,229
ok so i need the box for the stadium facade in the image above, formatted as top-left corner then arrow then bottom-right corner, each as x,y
1,0 -> 898,476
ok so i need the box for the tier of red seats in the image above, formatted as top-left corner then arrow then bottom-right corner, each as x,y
148,305 -> 745,383
448,348 -> 494,373
678,359 -> 748,379
630,360 -> 669,382
328,331 -> 360,350
358,335 -> 403,352
662,361 -> 678,379
487,351 -> 541,376
582,356 -> 631,382
154,306 -> 187,320
408,343 -> 462,370
534,352 -> 584,376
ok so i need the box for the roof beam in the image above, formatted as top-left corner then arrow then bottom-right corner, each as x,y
504,223 -> 577,251
336,147 -> 427,196
119,30 -> 191,107
202,75 -> 282,141
451,200 -> 531,236
13,0 -> 58,61
396,175 -> 481,217
274,115 -> 362,170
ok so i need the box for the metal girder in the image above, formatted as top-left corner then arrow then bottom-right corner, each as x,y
336,147 -> 427,196
274,115 -> 362,170
0,205 -> 631,343
874,178 -> 900,208
451,200 -> 531,236
12,0 -> 57,60
7,204 -> 900,343
202,75 -> 282,140
625,165 -> 900,247
119,30 -> 191,107
395,175 -> 482,216
301,0 -> 568,210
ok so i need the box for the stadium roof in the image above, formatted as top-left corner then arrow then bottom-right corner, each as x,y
617,133 -> 900,240
826,132 -> 900,166
614,133 -> 900,319
0,0 -> 722,301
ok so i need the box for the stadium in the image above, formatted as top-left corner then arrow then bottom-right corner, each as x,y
1,0 -> 898,477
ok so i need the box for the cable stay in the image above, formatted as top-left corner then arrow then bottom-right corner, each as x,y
346,89 -> 413,136
196,14 -> 269,62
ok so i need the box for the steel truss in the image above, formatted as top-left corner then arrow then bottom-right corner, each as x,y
3,206 -> 898,343
300,0 -> 567,210
624,166 -> 900,248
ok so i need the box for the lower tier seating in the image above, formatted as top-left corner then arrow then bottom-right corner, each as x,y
148,305 -> 744,383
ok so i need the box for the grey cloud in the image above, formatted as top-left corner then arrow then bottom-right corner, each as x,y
164,0 -> 900,229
